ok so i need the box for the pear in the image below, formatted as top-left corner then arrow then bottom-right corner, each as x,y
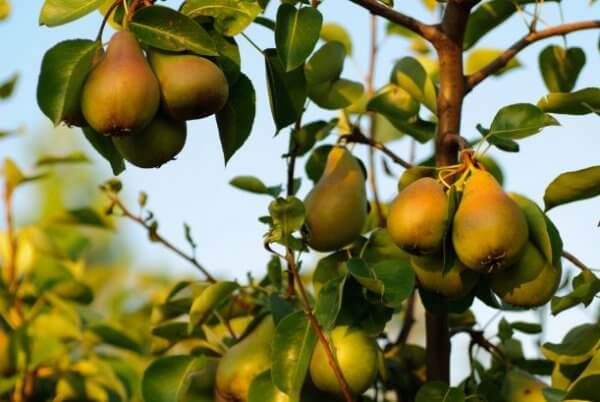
387,177 -> 448,255
215,317 -> 275,402
148,49 -> 229,121
309,326 -> 378,397
452,169 -> 528,273
501,369 -> 547,402
112,113 -> 186,168
81,31 -> 160,135
410,255 -> 479,299
304,146 -> 367,251
490,242 -> 561,307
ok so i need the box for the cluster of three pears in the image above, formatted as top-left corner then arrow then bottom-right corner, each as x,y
81,30 -> 229,168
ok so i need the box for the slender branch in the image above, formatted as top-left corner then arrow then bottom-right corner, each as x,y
395,290 -> 416,345
341,129 -> 413,169
347,0 -> 439,42
466,20 -> 600,91
451,327 -> 508,365
366,15 -> 385,228
104,192 -> 217,283
562,250 -> 592,272
285,118 -> 302,298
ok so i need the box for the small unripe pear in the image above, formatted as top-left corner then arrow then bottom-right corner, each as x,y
81,31 -> 160,135
387,177 -> 448,255
149,49 -> 229,120
501,369 -> 547,402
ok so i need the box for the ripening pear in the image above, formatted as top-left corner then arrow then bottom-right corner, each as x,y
410,255 -> 479,299
452,169 -> 529,273
304,146 -> 367,252
215,317 -> 275,402
81,31 -> 160,135
387,178 -> 448,255
112,113 -> 186,168
148,49 -> 229,121
490,243 -> 561,307
309,326 -> 378,397
501,369 -> 547,402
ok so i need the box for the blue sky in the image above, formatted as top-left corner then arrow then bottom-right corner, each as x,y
1,0 -> 599,382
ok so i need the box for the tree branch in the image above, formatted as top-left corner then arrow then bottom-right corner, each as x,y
466,20 -> 600,91
347,0 -> 439,42
395,290 -> 416,345
341,128 -> 413,169
562,250 -> 592,272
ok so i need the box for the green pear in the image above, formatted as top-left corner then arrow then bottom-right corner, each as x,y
410,254 -> 479,299
81,30 -> 160,135
387,177 -> 448,255
148,49 -> 229,121
304,146 -> 367,252
112,113 -> 186,168
452,169 -> 529,273
215,317 -> 275,402
501,369 -> 547,402
309,326 -> 378,397
490,242 -> 561,307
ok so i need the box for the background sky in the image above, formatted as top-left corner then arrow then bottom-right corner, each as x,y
1,0 -> 599,384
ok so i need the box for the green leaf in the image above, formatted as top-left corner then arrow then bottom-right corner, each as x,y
308,78 -> 364,110
1,159 -> 47,198
275,4 -> 322,72
305,145 -> 332,183
320,22 -> 352,55
37,39 -> 100,126
271,311 -> 317,400
292,119 -> 337,156
89,323 -> 142,353
538,87 -> 600,115
248,370 -> 289,402
565,351 -> 600,401
487,103 -> 559,140
304,42 -> 345,86
130,6 -> 217,56
210,29 -> 241,84
82,127 -> 126,175
367,84 -> 420,120
510,321 -> 542,334
476,124 -> 520,152
465,48 -> 521,76
508,193 -> 553,262
415,381 -> 465,402
181,0 -> 262,36
36,152 -> 90,166
390,57 -> 437,113
267,196 -> 305,247
230,176 -> 269,194
217,73 -> 256,163
0,73 -> 18,99
264,48 -> 307,131
142,355 -> 205,402
539,45 -> 586,93
552,270 -> 600,315
542,324 -> 600,365
188,281 -> 238,332
39,0 -> 104,27
383,115 -> 436,144
347,258 -> 383,294
544,165 -> 600,211
49,207 -> 111,228
315,277 -> 345,330
371,259 -> 416,307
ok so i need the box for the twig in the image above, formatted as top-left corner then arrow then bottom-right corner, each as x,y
395,290 -> 416,345
104,192 -> 217,283
562,250 -> 592,272
96,0 -> 122,42
341,128 -> 413,169
451,327 -> 508,365
466,20 -> 600,91
348,0 -> 439,42
285,118 -> 302,298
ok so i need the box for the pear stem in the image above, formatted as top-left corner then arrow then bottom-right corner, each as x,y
562,250 -> 592,272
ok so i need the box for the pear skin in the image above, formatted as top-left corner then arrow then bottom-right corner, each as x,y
304,146 -> 367,251
112,113 -> 186,168
81,31 -> 160,135
452,169 -> 529,273
490,243 -> 561,307
501,369 -> 547,402
310,326 -> 378,397
410,255 -> 479,299
387,177 -> 448,255
149,49 -> 229,121
215,317 -> 275,402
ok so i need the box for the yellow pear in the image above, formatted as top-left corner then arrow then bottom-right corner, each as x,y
148,49 -> 229,120
309,326 -> 378,397
387,177 -> 448,255
112,113 -> 186,168
215,317 -> 275,402
410,254 -> 479,299
490,242 -> 561,307
81,31 -> 160,135
452,169 -> 528,273
304,146 -> 367,252
501,369 -> 547,402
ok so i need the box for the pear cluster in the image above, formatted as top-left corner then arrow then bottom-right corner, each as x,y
387,168 -> 561,307
79,30 -> 229,168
